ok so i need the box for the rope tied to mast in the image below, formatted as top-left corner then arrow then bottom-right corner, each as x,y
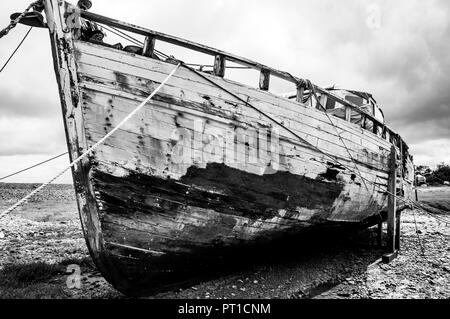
0,62 -> 181,220
0,1 -> 43,39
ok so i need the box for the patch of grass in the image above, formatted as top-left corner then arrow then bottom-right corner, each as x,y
0,262 -> 68,299
0,262 -> 64,288
0,283 -> 69,299
0,258 -> 97,299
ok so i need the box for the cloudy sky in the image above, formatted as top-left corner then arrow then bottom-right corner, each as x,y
0,0 -> 449,183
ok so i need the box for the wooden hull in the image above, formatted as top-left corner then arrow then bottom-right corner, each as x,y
45,0 -> 414,295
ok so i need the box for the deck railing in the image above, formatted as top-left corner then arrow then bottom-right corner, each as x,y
79,8 -> 409,158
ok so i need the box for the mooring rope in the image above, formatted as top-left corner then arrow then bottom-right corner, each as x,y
0,27 -> 33,74
0,152 -> 68,181
0,62 -> 181,219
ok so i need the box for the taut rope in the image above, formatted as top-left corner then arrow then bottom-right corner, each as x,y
0,63 -> 181,219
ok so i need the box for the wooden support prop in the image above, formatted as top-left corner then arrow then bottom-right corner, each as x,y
387,145 -> 397,254
321,96 -> 328,109
142,36 -> 156,57
395,211 -> 401,250
296,84 -> 304,103
345,107 -> 352,122
213,54 -> 226,77
383,250 -> 399,263
383,146 -> 399,263
373,123 -> 378,135
259,69 -> 270,91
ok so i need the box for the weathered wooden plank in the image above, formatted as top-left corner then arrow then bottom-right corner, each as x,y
90,135 -> 387,199
259,69 -> 270,91
77,74 -> 379,158
345,107 -> 352,122
296,84 -> 304,103
81,94 -> 388,187
84,126 -> 345,184
74,42 -> 393,151
76,71 -> 391,169
142,36 -> 155,58
387,146 -> 397,254
83,111 -> 388,198
213,54 -> 226,78
81,95 -> 390,184
78,81 -> 391,173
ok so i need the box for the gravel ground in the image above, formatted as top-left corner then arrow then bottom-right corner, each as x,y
0,183 -> 449,299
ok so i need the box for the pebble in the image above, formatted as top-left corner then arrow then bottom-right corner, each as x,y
0,232 -> 5,239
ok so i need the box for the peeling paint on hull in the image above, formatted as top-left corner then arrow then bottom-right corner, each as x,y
90,168 -> 361,295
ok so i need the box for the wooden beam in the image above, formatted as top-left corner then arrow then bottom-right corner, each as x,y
385,146 -> 397,255
383,147 -> 399,264
319,95 -> 327,110
213,54 -> 226,77
361,115 -> 366,129
382,126 -> 387,140
296,84 -> 304,103
259,69 -> 270,91
395,211 -> 401,250
345,107 -> 352,122
142,36 -> 156,58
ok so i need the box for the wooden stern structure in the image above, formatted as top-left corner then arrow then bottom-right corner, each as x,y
44,0 -> 414,295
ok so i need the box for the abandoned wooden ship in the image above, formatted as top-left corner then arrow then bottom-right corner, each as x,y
36,0 -> 415,294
